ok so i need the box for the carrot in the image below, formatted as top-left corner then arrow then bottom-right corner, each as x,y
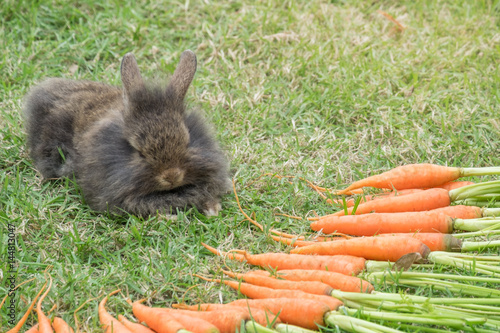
329,189 -> 424,207
338,163 -> 500,194
117,315 -> 155,333
130,299 -> 219,333
37,275 -> 53,333
228,298 -> 330,330
332,188 -> 452,216
434,181 -> 475,191
376,233 -> 461,252
201,242 -> 367,276
156,308 -> 267,333
197,276 -> 343,311
290,236 -> 431,262
249,269 -> 374,293
429,205 -> 483,219
312,206 -> 500,237
311,211 -> 455,235
169,303 -> 281,326
377,232 -> 500,253
6,282 -> 47,333
316,203 -> 494,224
222,270 -> 334,296
278,231 -> 462,253
25,324 -> 40,333
52,317 -> 75,333
98,290 -> 133,333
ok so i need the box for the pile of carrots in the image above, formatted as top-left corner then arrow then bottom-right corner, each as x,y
6,163 -> 500,333
302,164 -> 500,257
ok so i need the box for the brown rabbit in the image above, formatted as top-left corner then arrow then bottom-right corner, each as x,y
23,51 -> 230,216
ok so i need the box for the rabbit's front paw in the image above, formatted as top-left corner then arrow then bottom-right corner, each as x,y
202,201 -> 222,216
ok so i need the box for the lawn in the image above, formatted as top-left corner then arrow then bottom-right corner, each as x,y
1,0 -> 499,332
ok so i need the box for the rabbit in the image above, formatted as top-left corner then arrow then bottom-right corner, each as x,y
23,50 -> 231,216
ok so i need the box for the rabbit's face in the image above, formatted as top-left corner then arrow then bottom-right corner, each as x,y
126,110 -> 191,191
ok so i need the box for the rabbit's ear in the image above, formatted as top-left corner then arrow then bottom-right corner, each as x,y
168,50 -> 197,100
121,53 -> 145,94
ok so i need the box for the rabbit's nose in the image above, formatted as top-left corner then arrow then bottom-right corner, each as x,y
159,167 -> 185,189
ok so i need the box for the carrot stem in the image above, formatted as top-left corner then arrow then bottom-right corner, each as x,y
453,227 -> 500,239
384,278 -> 500,298
331,290 -> 500,306
274,324 -> 318,333
453,217 -> 500,231
324,312 -> 404,333
458,240 -> 500,252
367,271 -> 500,297
342,297 -> 500,322
449,180 -> 500,202
394,324 -> 453,333
461,167 -> 500,177
428,252 -> 500,276
364,261 -> 393,272
338,306 -> 487,329
367,271 -> 500,284
456,199 -> 500,207
481,208 -> 500,216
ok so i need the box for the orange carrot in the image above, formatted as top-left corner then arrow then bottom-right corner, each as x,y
329,189 -> 424,207
25,324 -> 40,333
6,282 -> 46,333
131,299 -> 219,333
429,205 -> 483,219
169,303 -> 280,326
222,270 -> 333,296
201,242 -> 367,276
331,188 -> 451,216
117,315 -> 155,333
313,204 -> 483,224
52,317 -> 75,333
377,233 -> 461,252
37,275 -> 53,333
311,211 -> 454,236
228,298 -> 330,330
157,308 -> 267,333
200,277 -> 343,311
287,231 -> 461,253
434,181 -> 475,191
249,269 -> 374,293
312,205 -> 488,227
98,291 -> 133,333
290,236 -> 431,262
338,164 -> 463,194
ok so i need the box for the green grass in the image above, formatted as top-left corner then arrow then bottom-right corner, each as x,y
1,0 -> 500,331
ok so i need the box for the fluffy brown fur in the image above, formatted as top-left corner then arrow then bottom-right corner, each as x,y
23,51 -> 230,216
